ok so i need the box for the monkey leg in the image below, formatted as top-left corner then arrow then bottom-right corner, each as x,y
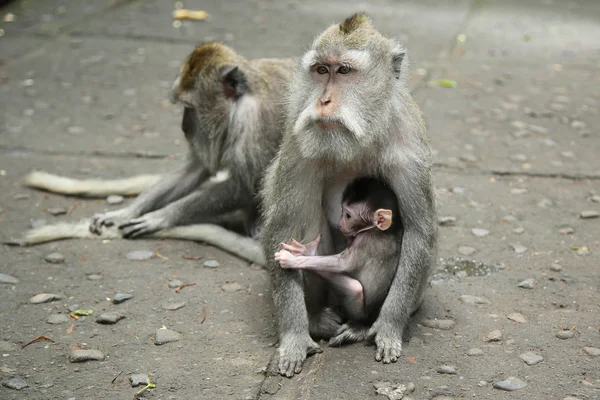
317,271 -> 365,321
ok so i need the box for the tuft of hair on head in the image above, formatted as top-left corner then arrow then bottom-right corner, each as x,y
180,42 -> 236,90
338,12 -> 371,35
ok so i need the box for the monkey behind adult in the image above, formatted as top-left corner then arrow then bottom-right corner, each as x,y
275,177 -> 402,335
260,12 -> 437,377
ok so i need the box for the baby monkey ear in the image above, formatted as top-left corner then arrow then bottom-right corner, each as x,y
375,209 -> 393,231
220,66 -> 249,100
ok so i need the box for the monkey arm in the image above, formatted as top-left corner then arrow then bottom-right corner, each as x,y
119,172 -> 251,238
275,250 -> 348,273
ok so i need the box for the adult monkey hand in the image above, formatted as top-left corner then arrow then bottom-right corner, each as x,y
260,12 -> 438,377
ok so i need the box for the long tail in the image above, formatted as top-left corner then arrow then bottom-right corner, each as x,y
6,220 -> 265,266
23,171 -> 162,197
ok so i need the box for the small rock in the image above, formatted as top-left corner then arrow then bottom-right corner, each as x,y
502,215 -> 517,222
458,246 -> 476,256
30,219 -> 47,229
558,227 -> 574,234
458,295 -> 490,305
510,188 -> 527,195
437,365 -> 457,375
203,259 -> 220,268
518,278 -> 535,289
0,273 -> 19,284
467,348 -> 484,356
46,207 -> 68,216
537,198 -> 553,208
420,319 -> 455,330
511,244 -> 528,254
484,329 -> 502,342
87,274 -> 102,281
511,120 -> 528,129
550,264 -> 563,272
528,124 -> 548,134
154,328 -> 182,345
69,349 -> 105,363
106,195 -> 124,205
44,252 -> 65,264
29,293 -> 62,304
129,373 -> 149,387
165,301 -> 186,311
555,330 -> 575,340
580,210 -> 599,219
126,250 -> 154,261
513,226 -> 525,234
590,195 -> 600,203
47,314 -> 69,325
493,377 -> 527,391
96,312 -> 125,325
373,381 -> 415,400
13,193 -> 30,200
507,313 -> 527,323
2,377 -> 28,390
168,279 -> 183,288
520,351 -> 543,365
112,293 -> 133,304
221,282 -> 242,292
471,228 -> 489,237
438,216 -> 456,226
510,154 -> 528,162
583,347 -> 600,356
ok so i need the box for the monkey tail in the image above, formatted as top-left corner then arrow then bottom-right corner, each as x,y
23,171 -> 162,197
6,220 -> 265,266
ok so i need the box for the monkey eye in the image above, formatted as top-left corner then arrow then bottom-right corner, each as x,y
345,213 -> 351,219
316,66 -> 329,75
338,65 -> 351,75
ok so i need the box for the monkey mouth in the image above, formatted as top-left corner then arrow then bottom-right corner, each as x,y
315,118 -> 344,130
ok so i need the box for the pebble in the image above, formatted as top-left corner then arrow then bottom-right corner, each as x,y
438,216 -> 456,226
513,227 -> 525,234
555,330 -> 575,340
510,154 -> 528,162
0,273 -> 19,284
112,293 -> 133,304
583,347 -> 600,356
420,319 -> 455,330
458,246 -> 476,256
87,274 -> 102,281
30,219 -> 47,229
558,227 -> 574,234
528,124 -> 549,134
29,293 -> 62,304
484,329 -> 502,342
96,312 -> 125,325
467,348 -> 484,356
221,282 -> 242,292
44,252 -> 65,264
580,210 -> 599,219
590,195 -> 600,203
106,195 -> 124,205
510,188 -> 528,195
46,207 -> 68,216
502,215 -> 517,222
518,278 -> 535,289
168,279 -> 183,288
129,373 -> 149,387
471,228 -> 489,237
550,264 -> 563,272
2,377 -> 28,390
13,193 -> 30,200
203,259 -> 220,268
507,313 -> 527,323
69,349 -> 105,363
537,198 -> 553,208
511,244 -> 528,254
459,295 -> 490,305
165,301 -> 186,311
154,328 -> 182,345
373,381 -> 415,400
511,120 -> 528,129
493,377 -> 527,391
47,314 -> 69,325
126,250 -> 154,261
437,365 -> 457,375
520,351 -> 543,365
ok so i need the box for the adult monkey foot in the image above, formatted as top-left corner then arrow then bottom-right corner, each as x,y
368,321 -> 403,364
278,333 -> 322,378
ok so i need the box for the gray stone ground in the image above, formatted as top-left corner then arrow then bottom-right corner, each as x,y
1,0 -> 599,399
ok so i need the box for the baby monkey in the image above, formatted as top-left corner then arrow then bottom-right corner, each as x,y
274,177 -> 402,325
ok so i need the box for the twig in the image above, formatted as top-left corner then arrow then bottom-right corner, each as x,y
175,282 -> 196,293
200,306 -> 206,324
111,370 -> 123,384
22,335 -> 55,349
66,201 -> 81,216
155,251 -> 168,261
182,255 -> 204,260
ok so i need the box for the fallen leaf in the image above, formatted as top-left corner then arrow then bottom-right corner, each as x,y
175,282 -> 196,293
71,308 -> 94,316
22,335 -> 55,349
182,255 -> 204,260
172,9 -> 209,21
405,356 -> 417,363
429,79 -> 457,88
66,323 -> 75,334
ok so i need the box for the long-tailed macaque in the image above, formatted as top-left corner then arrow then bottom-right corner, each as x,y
260,13 -> 438,377
275,177 -> 402,331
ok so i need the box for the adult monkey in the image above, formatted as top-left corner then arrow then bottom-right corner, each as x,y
260,13 -> 438,377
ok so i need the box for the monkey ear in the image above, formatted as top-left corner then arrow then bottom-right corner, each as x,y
220,66 -> 249,100
391,43 -> 406,78
375,209 -> 393,231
